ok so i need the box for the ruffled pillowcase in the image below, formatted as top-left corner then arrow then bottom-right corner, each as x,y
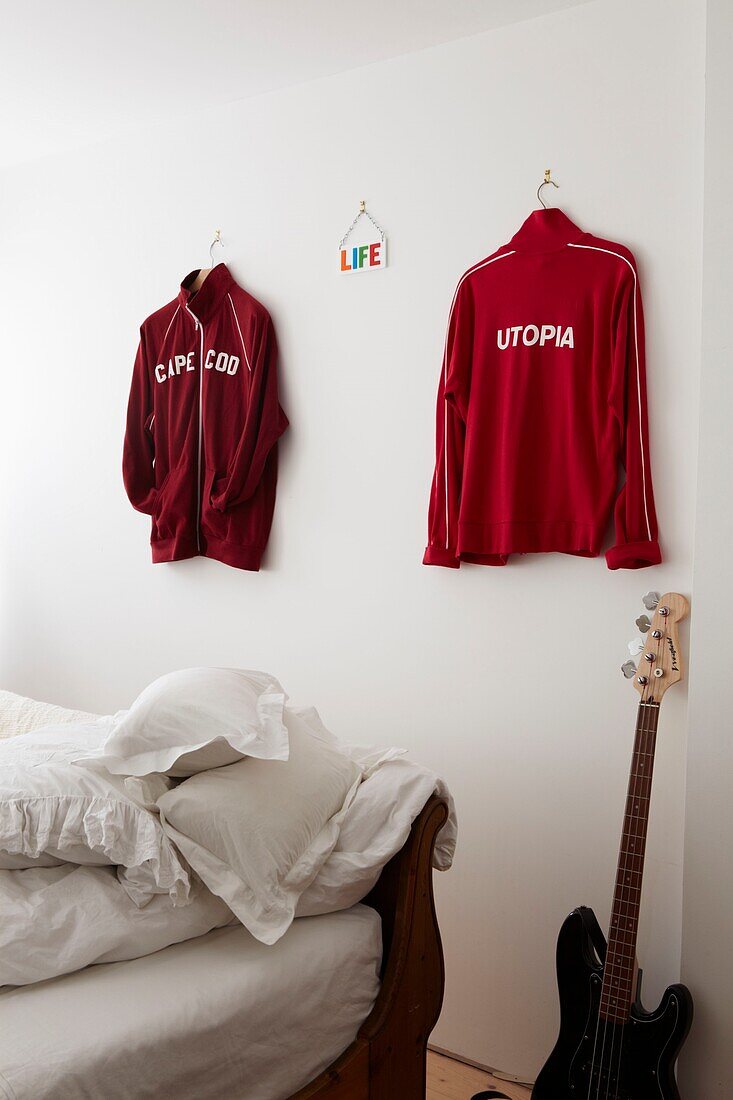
158,709 -> 362,945
82,668 -> 289,778
0,725 -> 190,906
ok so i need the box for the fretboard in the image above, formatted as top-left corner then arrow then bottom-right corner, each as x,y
599,699 -> 660,1024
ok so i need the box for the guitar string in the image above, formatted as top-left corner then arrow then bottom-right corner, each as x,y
588,681 -> 644,1100
604,678 -> 654,1100
595,687 -> 645,1100
589,666 -> 654,1100
610,644 -> 661,1100
599,682 -> 651,1100
603,682 -> 637,1100
610,629 -> 661,1100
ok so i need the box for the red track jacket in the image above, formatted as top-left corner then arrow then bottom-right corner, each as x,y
424,209 -> 661,570
123,264 -> 288,571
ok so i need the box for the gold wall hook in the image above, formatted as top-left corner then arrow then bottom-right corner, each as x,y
537,170 -> 559,208
359,200 -> 366,213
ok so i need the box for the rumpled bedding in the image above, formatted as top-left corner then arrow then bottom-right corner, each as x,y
0,865 -> 232,987
0,717 -> 217,989
0,701 -> 457,990
0,722 -> 191,905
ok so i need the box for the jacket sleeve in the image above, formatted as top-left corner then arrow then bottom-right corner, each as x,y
423,280 -> 474,567
211,316 -> 289,512
606,262 -> 662,570
122,328 -> 157,515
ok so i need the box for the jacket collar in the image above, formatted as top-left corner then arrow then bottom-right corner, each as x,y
508,208 -> 585,253
178,263 -> 235,322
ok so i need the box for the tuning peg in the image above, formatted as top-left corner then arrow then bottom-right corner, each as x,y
628,637 -> 645,657
635,614 -> 651,633
643,591 -> 661,611
621,660 -> 638,679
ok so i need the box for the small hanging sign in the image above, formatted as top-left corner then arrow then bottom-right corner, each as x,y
338,200 -> 387,274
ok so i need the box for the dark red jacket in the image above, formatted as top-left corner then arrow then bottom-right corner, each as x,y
424,208 -> 661,570
124,264 -> 288,571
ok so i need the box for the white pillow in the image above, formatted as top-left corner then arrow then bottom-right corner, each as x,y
84,668 -> 289,777
292,707 -> 458,918
158,710 -> 361,944
0,724 -> 190,906
0,689 -> 97,740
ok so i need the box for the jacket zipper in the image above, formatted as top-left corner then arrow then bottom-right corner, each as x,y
185,303 -> 204,552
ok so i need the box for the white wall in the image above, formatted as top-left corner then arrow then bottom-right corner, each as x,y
0,0 -> 705,1078
680,0 -> 733,1094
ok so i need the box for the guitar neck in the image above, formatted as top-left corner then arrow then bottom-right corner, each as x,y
599,698 -> 661,1023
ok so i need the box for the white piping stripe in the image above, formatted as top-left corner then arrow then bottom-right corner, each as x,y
161,304 -> 181,347
441,250 -> 516,549
568,242 -> 652,542
227,293 -> 252,372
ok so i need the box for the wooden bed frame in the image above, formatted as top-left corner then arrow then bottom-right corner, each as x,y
290,794 -> 449,1100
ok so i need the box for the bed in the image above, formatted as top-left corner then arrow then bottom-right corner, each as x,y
292,794 -> 448,1100
0,793 -> 448,1099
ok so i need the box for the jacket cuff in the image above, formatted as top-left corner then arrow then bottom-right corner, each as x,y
423,545 -> 460,568
606,539 -> 662,570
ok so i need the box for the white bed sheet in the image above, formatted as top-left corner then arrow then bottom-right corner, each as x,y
0,904 -> 382,1100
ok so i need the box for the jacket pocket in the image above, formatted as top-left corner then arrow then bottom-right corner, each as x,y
152,469 -> 172,506
152,465 -> 195,542
201,467 -> 230,542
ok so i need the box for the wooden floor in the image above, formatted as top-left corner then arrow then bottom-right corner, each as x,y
427,1051 -> 532,1100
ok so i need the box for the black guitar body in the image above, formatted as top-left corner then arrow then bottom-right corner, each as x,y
533,907 -> 692,1100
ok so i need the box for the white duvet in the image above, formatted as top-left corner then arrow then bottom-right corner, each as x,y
0,865 -> 233,987
0,697 -> 457,990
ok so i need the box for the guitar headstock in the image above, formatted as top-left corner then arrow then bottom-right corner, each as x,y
631,592 -> 689,702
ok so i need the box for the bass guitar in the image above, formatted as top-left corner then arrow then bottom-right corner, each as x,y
532,592 -> 693,1100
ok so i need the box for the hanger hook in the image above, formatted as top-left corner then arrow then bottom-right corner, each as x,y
209,229 -> 223,266
537,170 -> 559,209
